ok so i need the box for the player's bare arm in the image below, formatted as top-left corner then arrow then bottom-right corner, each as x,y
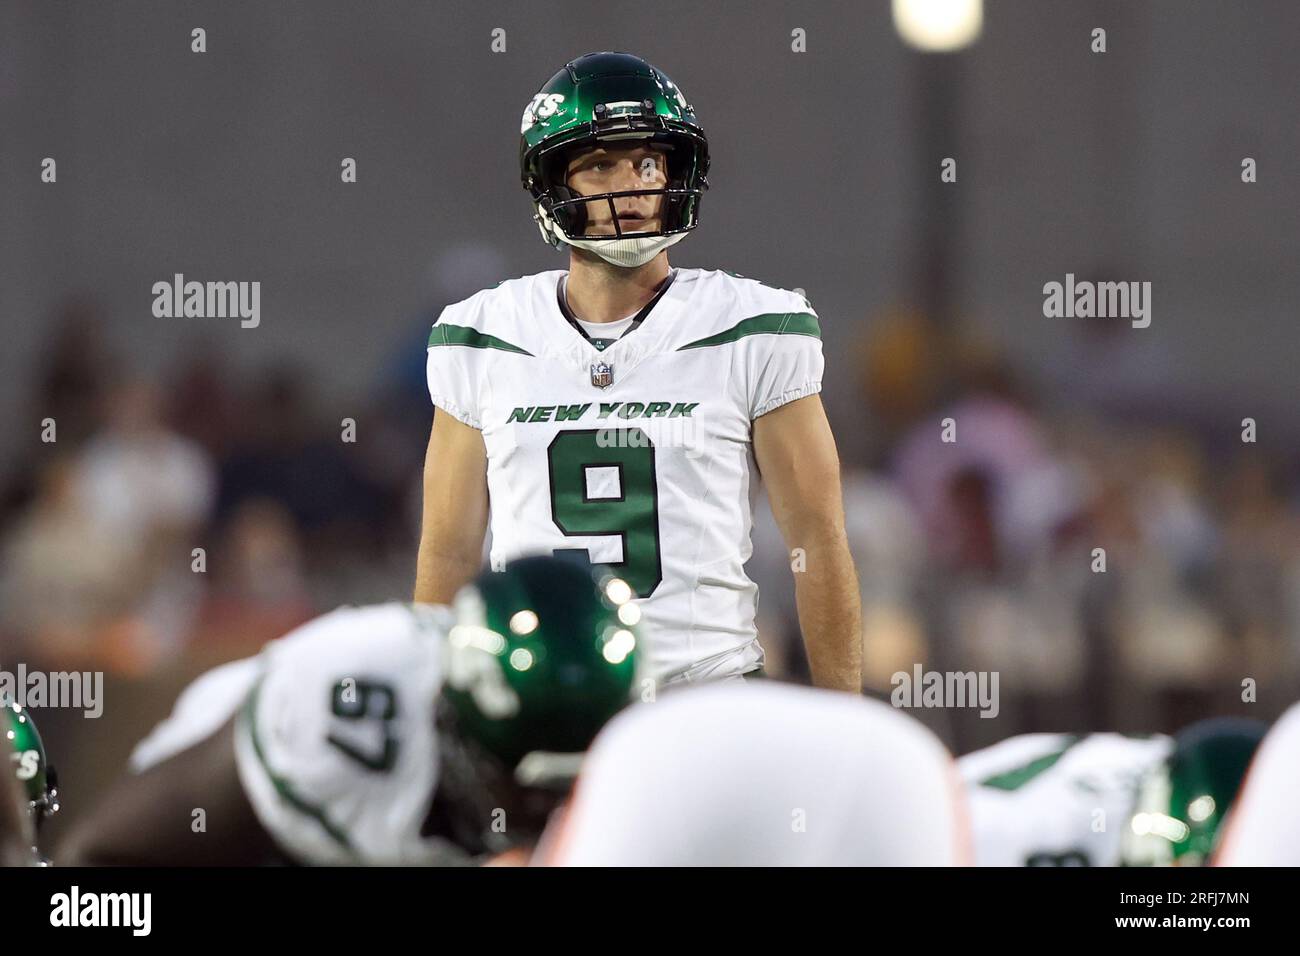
413,410 -> 490,604
753,393 -> 863,691
55,716 -> 279,866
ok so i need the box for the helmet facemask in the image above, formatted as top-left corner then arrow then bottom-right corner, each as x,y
430,698 -> 561,856
532,132 -> 705,267
1120,764 -> 1183,866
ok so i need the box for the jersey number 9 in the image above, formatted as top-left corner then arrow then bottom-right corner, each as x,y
547,428 -> 663,598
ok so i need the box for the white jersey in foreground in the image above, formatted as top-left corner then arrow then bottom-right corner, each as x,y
1215,702 -> 1300,866
130,603 -> 454,865
539,682 -> 968,866
959,733 -> 1171,867
427,268 -> 823,686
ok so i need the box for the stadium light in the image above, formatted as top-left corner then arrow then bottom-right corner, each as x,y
892,0 -> 983,52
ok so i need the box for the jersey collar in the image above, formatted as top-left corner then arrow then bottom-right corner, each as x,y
554,268 -> 677,354
540,269 -> 696,385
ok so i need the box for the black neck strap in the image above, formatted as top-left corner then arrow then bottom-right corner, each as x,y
558,269 -> 677,348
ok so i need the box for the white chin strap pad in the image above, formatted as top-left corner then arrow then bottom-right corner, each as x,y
537,204 -> 687,267
562,231 -> 687,268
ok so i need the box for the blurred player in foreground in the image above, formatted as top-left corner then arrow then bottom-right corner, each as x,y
2,701 -> 59,866
1214,701 -> 1300,865
57,556 -> 637,865
960,718 -> 1265,866
538,681 -> 969,865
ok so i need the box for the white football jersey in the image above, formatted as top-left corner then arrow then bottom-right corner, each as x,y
538,682 -> 969,866
129,656 -> 263,773
1215,702 -> 1300,866
960,733 -> 1172,866
426,268 -> 823,686
131,603 -> 455,866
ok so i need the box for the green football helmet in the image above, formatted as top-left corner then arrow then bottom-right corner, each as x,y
4,700 -> 58,827
520,51 -> 710,265
433,555 -> 639,854
441,555 -> 639,785
1121,717 -> 1266,866
4,700 -> 58,865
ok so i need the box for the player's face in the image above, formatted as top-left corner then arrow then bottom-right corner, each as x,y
565,143 -> 668,236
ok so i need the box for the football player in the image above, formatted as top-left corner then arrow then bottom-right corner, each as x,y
57,556 -> 638,865
537,681 -> 969,865
1214,701 -> 1300,865
959,718 -> 1266,866
2,701 -> 59,866
415,52 -> 862,692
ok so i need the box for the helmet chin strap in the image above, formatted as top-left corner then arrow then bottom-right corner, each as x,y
562,230 -> 687,268
536,203 -> 687,268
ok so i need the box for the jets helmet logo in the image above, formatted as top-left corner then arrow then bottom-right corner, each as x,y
521,93 -> 565,134
591,362 -> 614,389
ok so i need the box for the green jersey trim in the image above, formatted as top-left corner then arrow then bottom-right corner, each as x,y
977,737 -> 1082,791
242,679 -> 356,854
676,312 -> 821,351
428,324 -> 533,356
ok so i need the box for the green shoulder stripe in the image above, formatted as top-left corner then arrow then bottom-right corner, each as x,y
242,680 -> 356,854
677,312 -> 820,351
978,737 -> 1081,791
428,323 -> 532,356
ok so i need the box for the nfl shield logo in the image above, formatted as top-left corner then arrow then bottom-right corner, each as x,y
590,361 -> 614,389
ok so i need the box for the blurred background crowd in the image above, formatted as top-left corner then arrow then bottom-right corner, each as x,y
4,0 -> 1299,848
6,290 -> 1298,775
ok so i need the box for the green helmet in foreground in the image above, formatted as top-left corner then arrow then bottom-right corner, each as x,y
520,51 -> 710,266
4,700 -> 58,827
1122,717 -> 1266,866
441,555 -> 639,788
4,700 -> 58,866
